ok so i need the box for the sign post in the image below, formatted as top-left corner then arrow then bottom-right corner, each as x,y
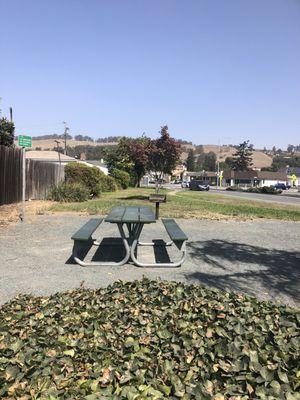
291,174 -> 297,187
18,135 -> 32,222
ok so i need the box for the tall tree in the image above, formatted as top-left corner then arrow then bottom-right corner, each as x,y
103,140 -> 134,174
186,149 -> 195,171
104,136 -> 151,187
202,152 -> 217,171
148,125 -> 181,191
231,140 -> 253,171
0,118 -> 15,147
195,152 -> 206,171
123,136 -> 151,187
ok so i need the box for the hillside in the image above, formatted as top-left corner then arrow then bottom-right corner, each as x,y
181,144 -> 273,170
14,138 -> 273,170
14,139 -> 117,150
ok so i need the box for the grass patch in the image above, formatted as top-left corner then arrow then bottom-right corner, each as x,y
0,279 -> 299,399
49,188 -> 300,221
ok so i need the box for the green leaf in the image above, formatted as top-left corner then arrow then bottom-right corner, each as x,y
63,349 -> 75,357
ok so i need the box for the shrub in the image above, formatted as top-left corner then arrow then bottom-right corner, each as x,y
65,162 -> 117,196
111,169 -> 131,189
48,182 -> 89,202
247,186 -> 282,195
94,175 -> 118,194
226,185 -> 239,191
0,279 -> 299,398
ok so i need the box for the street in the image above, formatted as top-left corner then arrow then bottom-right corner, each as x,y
162,183 -> 300,207
212,189 -> 300,207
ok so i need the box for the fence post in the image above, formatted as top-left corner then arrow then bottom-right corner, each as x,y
21,148 -> 26,222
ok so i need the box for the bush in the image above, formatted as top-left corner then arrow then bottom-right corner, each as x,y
226,185 -> 239,191
95,175 -> 118,194
65,162 -> 117,196
111,169 -> 131,189
247,186 -> 282,195
48,182 -> 89,202
0,279 -> 299,398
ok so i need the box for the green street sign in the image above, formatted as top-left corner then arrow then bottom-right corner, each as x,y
18,135 -> 32,148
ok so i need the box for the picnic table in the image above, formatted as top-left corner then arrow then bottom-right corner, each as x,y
71,205 -> 188,268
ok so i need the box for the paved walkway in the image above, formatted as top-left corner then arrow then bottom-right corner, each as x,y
0,214 -> 299,307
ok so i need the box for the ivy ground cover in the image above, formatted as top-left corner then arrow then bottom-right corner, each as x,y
0,279 -> 299,399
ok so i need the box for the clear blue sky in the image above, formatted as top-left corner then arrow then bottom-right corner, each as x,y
0,0 -> 299,148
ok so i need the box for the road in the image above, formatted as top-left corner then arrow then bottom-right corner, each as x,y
162,184 -> 300,206
211,189 -> 300,207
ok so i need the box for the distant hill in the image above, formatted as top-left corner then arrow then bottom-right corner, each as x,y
14,138 -> 118,150
180,144 -> 273,170
14,137 -> 273,170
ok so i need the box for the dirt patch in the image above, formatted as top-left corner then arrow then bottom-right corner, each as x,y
0,200 -> 52,227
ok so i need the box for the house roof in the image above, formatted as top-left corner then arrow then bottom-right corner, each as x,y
25,151 -> 76,162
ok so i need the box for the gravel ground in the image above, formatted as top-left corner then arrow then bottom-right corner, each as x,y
0,214 -> 299,307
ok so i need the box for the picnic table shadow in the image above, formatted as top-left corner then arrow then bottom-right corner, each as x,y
66,238 -> 171,265
185,240 -> 300,303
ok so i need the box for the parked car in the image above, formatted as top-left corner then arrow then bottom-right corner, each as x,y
181,181 -> 190,188
189,180 -> 210,191
274,183 -> 290,190
173,179 -> 182,184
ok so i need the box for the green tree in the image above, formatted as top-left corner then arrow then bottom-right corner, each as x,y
104,136 -> 151,187
0,118 -> 15,147
231,140 -> 253,171
195,152 -> 205,171
186,149 -> 195,171
219,156 -> 234,171
202,152 -> 217,171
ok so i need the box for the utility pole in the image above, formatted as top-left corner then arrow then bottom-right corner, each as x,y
216,139 -> 220,189
9,107 -> 13,122
63,121 -> 69,155
54,140 -> 61,166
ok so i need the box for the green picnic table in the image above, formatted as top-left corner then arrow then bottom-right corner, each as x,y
71,205 -> 188,268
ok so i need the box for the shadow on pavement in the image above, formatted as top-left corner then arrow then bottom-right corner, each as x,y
185,240 -> 300,303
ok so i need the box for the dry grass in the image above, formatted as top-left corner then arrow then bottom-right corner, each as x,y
0,201 -> 53,227
13,139 -> 117,150
2,188 -> 299,227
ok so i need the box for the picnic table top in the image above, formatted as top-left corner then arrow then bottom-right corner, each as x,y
105,205 -> 156,224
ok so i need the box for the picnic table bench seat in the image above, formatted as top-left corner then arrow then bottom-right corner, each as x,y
71,218 -> 103,242
162,218 -> 188,244
71,216 -> 131,267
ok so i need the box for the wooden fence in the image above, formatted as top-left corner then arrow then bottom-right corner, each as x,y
0,145 -> 65,205
25,159 -> 65,200
0,145 -> 22,205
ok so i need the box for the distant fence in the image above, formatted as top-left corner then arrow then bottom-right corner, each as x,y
0,145 -> 65,205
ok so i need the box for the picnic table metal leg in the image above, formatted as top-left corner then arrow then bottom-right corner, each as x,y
130,225 -> 187,268
72,223 -> 131,267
